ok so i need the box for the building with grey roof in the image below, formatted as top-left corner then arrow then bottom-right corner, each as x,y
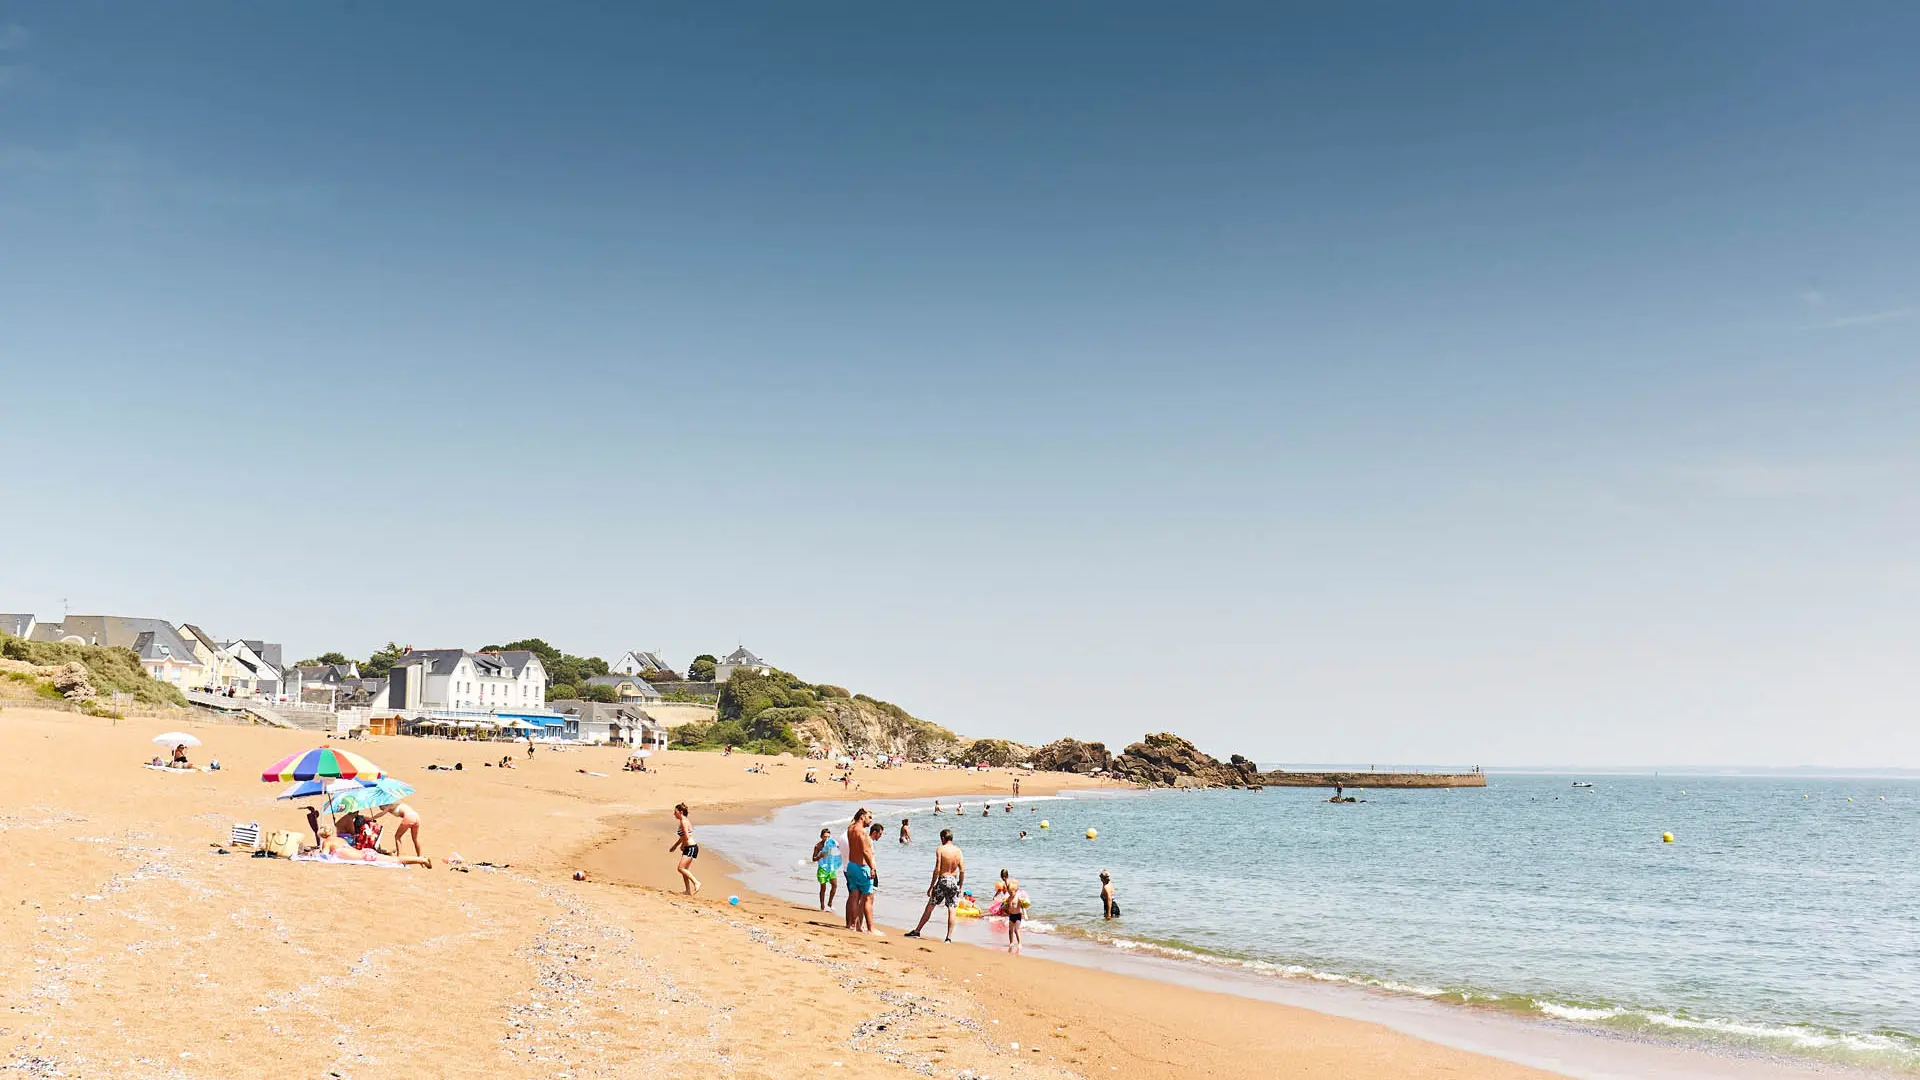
384,647 -> 548,715
714,645 -> 770,682
584,673 -> 663,702
26,614 -> 209,689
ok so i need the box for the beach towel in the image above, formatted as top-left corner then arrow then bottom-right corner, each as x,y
143,764 -> 206,774
291,852 -> 405,868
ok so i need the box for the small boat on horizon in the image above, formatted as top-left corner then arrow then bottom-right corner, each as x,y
1572,781 -> 1595,789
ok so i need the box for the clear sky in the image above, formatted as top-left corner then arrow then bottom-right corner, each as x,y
2,3 -> 1916,767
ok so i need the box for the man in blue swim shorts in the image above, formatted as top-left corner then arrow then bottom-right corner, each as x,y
844,807 -> 882,936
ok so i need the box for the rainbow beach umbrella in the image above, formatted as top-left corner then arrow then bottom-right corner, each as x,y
260,746 -> 386,783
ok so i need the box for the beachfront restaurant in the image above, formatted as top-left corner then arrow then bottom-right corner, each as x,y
394,711 -> 566,740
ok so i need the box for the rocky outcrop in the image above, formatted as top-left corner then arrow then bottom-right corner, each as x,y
50,661 -> 96,701
789,697 -> 963,762
956,738 -> 1034,768
1109,732 -> 1260,788
1029,738 -> 1114,774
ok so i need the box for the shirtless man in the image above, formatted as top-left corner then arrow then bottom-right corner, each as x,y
843,808 -> 882,936
903,828 -> 965,941
668,802 -> 702,896
899,818 -> 912,844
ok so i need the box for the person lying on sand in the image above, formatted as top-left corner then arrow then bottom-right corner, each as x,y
317,825 -> 431,867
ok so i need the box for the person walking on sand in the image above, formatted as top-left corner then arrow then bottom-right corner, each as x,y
904,828 -> 965,942
669,802 -> 702,896
527,739 -> 534,759
812,827 -> 841,912
843,808 -> 882,936
1001,868 -> 1025,954
1100,870 -> 1121,920
376,800 -> 424,857
899,817 -> 912,844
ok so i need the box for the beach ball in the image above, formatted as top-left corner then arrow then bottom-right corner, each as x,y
1085,828 -> 1098,840
728,895 -> 740,906
1039,820 -> 1049,829
1662,832 -> 1674,843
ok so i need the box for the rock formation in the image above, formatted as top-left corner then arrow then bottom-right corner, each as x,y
1028,738 -> 1114,774
1109,732 -> 1260,788
50,661 -> 96,701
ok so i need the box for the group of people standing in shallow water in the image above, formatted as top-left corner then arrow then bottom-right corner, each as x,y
666,797 -> 1121,949
797,800 -> 1119,952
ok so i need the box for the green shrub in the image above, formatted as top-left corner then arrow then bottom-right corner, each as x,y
0,635 -> 185,706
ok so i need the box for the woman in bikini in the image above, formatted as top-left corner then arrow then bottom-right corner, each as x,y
669,802 -> 702,895
378,800 -> 424,857
317,825 -> 431,867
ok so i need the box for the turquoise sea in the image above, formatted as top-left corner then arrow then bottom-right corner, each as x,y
707,774 -> 1920,1076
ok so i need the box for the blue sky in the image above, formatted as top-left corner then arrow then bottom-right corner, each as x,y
2,3 -> 1916,766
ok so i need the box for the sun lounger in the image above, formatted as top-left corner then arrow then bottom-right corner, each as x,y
229,822 -> 262,851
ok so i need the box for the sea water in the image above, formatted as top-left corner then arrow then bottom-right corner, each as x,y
704,774 -> 1920,1076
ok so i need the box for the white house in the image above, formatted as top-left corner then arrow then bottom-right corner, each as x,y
215,639 -> 284,697
385,648 -> 548,714
713,645 -> 769,682
609,650 -> 675,677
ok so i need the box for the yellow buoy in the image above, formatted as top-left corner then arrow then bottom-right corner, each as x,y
1847,798 -> 1854,803
1085,828 -> 1098,840
1662,832 -> 1674,843
1039,820 -> 1049,829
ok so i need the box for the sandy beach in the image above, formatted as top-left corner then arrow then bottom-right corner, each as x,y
0,704 -> 1567,1078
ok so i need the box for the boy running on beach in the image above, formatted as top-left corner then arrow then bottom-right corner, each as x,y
812,827 -> 841,911
843,808 -> 882,936
669,802 -> 701,896
904,828 -> 965,941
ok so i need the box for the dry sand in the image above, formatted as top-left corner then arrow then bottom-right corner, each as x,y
0,704 -> 1567,1078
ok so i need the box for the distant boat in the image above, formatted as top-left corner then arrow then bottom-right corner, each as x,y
1572,781 -> 1595,789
